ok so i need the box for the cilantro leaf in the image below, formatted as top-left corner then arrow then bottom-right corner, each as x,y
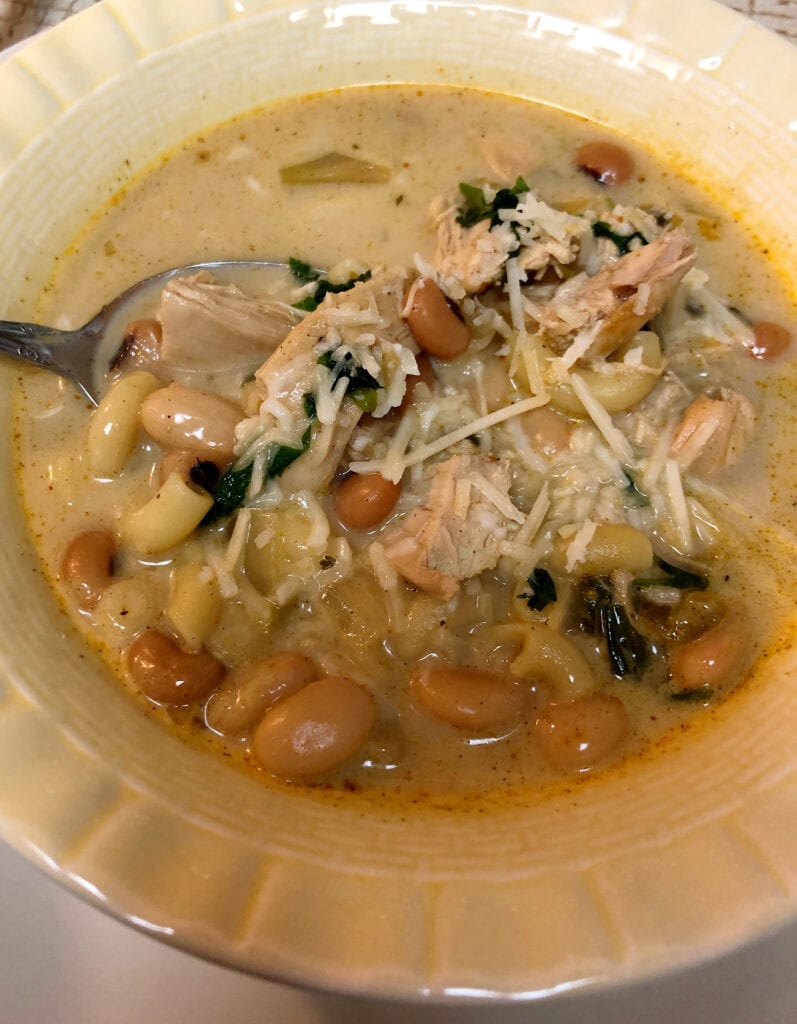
202,465 -> 253,525
318,348 -> 382,391
592,221 -> 648,256
288,257 -> 321,283
203,392 -> 318,523
289,259 -> 372,312
455,176 -> 529,229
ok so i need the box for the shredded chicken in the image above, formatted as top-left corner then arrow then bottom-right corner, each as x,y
236,272 -> 412,493
670,388 -> 755,475
429,191 -> 584,296
537,228 -> 697,362
382,453 -> 516,599
158,271 -> 302,371
429,197 -> 518,296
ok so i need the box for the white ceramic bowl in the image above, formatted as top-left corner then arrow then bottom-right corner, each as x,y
0,0 -> 795,1002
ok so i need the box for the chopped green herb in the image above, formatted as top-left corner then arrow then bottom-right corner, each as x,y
456,183 -> 492,228
288,257 -> 321,283
289,261 -> 372,313
318,348 -> 381,391
520,568 -> 557,612
204,391 -> 318,523
670,687 -> 713,703
319,555 -> 336,569
303,392 -> 317,421
202,465 -> 253,525
456,176 -> 529,229
269,435 -> 308,478
584,576 -> 651,678
592,221 -> 648,256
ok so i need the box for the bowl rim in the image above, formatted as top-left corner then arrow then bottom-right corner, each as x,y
0,0 -> 796,1002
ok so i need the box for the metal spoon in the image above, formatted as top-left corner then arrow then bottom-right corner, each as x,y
0,259 -> 291,405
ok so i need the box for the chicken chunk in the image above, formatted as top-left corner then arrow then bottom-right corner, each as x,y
429,197 -> 518,296
158,272 -> 302,371
538,228 -> 697,362
670,389 -> 755,475
382,453 -> 517,600
236,272 -> 413,494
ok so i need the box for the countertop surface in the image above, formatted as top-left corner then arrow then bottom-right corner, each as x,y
1,2 -> 795,1022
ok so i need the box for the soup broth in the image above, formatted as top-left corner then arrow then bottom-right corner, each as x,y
16,85 -> 797,800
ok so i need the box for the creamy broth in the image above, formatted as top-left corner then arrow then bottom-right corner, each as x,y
16,85 -> 797,802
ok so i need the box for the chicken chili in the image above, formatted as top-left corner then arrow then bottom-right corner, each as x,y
17,85 -> 797,799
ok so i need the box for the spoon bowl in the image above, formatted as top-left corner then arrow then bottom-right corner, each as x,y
0,259 -> 291,404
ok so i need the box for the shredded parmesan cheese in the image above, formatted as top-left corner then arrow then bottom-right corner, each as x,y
564,519 -> 597,572
469,473 -> 526,525
664,458 -> 692,551
349,393 -> 549,477
569,372 -> 635,465
516,482 -> 550,545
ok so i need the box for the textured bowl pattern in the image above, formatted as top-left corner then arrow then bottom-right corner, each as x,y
0,0 -> 795,999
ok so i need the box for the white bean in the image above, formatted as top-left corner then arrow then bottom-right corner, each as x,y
141,384 -> 241,465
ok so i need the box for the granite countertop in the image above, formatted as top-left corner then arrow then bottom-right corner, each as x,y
0,0 -> 796,48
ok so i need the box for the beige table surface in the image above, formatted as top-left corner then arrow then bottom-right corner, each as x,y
1,0 -> 796,46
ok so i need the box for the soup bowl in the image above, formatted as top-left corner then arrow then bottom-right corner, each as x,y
0,0 -> 795,1001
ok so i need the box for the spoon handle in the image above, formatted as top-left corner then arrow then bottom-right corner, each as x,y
0,320 -> 69,367
0,319 -> 99,404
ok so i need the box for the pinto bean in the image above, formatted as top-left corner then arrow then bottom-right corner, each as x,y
127,629 -> 226,705
749,321 -> 791,360
110,319 -> 162,374
205,652 -> 318,735
158,450 -> 221,489
574,141 -> 634,186
252,676 -> 375,779
140,385 -> 242,465
534,694 -> 628,770
411,665 -> 525,730
60,530 -> 116,609
335,473 -> 402,530
670,603 -> 748,693
405,278 -> 471,360
520,406 -> 571,456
